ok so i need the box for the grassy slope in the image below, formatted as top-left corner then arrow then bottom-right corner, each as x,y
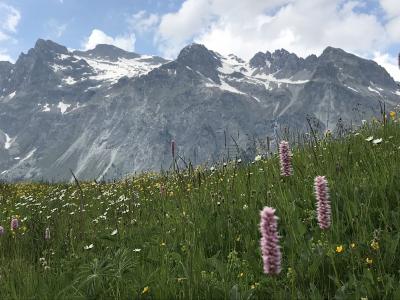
0,120 -> 399,299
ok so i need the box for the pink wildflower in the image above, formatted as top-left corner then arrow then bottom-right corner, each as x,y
11,218 -> 19,231
279,141 -> 293,176
314,176 -> 331,229
259,207 -> 282,275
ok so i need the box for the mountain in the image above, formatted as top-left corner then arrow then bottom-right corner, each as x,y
0,39 -> 399,181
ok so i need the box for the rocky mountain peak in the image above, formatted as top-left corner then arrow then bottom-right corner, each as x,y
272,48 -> 291,58
177,43 -> 222,82
249,52 -> 268,68
33,39 -> 69,55
73,44 -> 141,61
317,46 -> 397,87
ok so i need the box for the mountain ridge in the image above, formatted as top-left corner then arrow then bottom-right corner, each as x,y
0,39 -> 399,181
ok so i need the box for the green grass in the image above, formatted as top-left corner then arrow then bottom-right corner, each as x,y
0,119 -> 400,299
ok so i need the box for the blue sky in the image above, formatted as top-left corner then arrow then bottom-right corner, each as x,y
0,0 -> 181,59
0,0 -> 399,80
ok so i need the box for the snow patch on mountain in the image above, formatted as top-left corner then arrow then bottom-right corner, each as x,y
41,103 -> 51,112
58,101 -> 71,114
74,55 -> 163,84
218,54 -> 247,75
368,86 -> 381,95
20,148 -> 36,162
65,102 -> 86,114
205,80 -> 245,95
8,91 -> 16,99
62,76 -> 77,85
346,86 -> 359,93
51,63 -> 73,72
251,72 -> 309,85
3,133 -> 13,149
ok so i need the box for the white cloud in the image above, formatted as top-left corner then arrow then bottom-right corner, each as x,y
0,3 -> 20,33
45,19 -> 68,39
0,31 -> 8,42
55,24 -> 67,38
156,0 -> 214,58
157,0 -> 389,59
379,0 -> 400,18
128,11 -> 160,34
0,3 -> 20,40
0,50 -> 12,62
83,29 -> 136,51
154,0 -> 399,79
385,16 -> 400,40
0,3 -> 20,62
373,52 -> 400,82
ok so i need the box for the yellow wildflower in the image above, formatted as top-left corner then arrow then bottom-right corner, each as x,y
336,245 -> 344,253
142,286 -> 149,294
390,111 -> 396,119
366,257 -> 373,265
350,243 -> 356,249
370,240 -> 379,251
250,282 -> 260,289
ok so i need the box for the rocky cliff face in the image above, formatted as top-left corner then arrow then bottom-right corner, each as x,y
0,39 -> 399,181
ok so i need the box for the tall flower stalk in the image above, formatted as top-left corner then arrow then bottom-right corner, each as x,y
279,141 -> 293,176
314,176 -> 331,229
171,139 -> 176,171
171,140 -> 176,159
45,227 -> 51,240
259,207 -> 282,275
11,217 -> 19,231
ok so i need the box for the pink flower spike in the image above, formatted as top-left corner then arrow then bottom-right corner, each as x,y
259,206 -> 282,275
279,141 -> 293,176
314,176 -> 331,230
11,218 -> 19,231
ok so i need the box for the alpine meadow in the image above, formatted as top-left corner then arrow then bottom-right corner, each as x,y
1,0 -> 400,299
1,116 -> 400,299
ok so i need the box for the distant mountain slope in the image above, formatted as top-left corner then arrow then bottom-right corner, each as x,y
0,39 -> 399,181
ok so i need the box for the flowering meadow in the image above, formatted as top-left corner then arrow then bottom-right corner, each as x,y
0,119 -> 400,299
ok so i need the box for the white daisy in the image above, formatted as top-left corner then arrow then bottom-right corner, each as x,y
84,244 -> 94,250
372,138 -> 382,144
365,136 -> 374,142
